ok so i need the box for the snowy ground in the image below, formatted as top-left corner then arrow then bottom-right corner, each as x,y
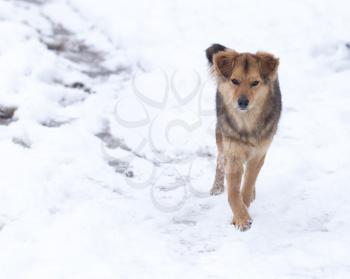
0,0 -> 350,278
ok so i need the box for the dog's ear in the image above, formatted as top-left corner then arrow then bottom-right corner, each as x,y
213,51 -> 238,79
205,44 -> 228,65
256,52 -> 279,79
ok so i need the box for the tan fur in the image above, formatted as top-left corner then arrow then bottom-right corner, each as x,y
209,47 -> 281,231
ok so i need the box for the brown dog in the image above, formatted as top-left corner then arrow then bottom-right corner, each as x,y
206,44 -> 282,231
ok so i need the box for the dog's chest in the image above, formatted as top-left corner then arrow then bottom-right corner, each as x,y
220,109 -> 261,145
222,137 -> 271,162
234,112 -> 258,134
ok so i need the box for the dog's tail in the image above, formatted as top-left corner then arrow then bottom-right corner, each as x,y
205,44 -> 227,65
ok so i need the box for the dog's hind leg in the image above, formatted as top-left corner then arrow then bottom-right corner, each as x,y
210,131 -> 225,195
242,154 -> 266,208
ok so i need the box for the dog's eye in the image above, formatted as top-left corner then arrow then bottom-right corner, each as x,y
231,79 -> 240,85
251,80 -> 259,87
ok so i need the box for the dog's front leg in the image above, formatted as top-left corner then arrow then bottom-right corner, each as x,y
242,154 -> 266,208
225,157 -> 252,231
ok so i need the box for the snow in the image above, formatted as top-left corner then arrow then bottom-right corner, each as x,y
0,0 -> 350,278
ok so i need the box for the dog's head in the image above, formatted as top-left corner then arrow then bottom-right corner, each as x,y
206,44 -> 279,112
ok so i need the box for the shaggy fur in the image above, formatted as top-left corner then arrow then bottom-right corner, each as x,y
206,43 -> 282,231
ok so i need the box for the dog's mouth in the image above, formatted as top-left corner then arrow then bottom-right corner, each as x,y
238,107 -> 248,112
235,105 -> 250,112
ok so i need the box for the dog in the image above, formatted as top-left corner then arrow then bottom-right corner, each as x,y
206,44 -> 281,231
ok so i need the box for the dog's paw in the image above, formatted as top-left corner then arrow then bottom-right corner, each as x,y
232,215 -> 253,231
210,185 -> 224,195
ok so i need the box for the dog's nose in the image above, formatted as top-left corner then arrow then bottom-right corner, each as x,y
238,96 -> 249,110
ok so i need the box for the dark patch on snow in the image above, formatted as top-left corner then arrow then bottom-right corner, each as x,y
0,106 -> 17,125
198,247 -> 216,253
196,148 -> 214,158
108,159 -> 134,177
97,129 -> 159,164
41,119 -> 72,128
41,24 -> 131,79
96,131 -> 132,151
96,128 -> 166,178
64,82 -> 93,94
97,128 -> 137,177
15,0 -> 46,5
12,137 -> 31,148
83,66 -> 130,79
58,95 -> 86,107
